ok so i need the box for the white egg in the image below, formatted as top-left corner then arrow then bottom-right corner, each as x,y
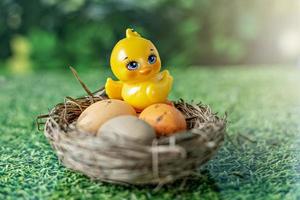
98,115 -> 155,144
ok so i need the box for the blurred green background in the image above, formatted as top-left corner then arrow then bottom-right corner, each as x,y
1,0 -> 300,73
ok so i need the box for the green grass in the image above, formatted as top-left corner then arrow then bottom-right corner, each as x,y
0,67 -> 300,200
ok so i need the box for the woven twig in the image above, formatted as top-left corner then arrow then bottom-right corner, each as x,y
38,87 -> 226,185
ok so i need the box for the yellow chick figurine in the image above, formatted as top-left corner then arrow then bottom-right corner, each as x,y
105,28 -> 173,110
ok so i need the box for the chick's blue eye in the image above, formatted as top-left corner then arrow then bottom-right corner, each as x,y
148,55 -> 157,64
127,61 -> 139,70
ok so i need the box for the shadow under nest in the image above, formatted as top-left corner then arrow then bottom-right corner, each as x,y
37,69 -> 226,185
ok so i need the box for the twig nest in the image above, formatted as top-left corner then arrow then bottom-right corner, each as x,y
39,88 -> 226,185
76,99 -> 136,134
98,115 -> 156,145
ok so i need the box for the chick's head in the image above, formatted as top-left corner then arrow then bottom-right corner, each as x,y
110,28 -> 161,82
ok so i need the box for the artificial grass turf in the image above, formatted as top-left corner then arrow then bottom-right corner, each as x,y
0,67 -> 300,200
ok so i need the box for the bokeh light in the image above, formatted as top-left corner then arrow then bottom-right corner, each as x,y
1,0 -> 300,71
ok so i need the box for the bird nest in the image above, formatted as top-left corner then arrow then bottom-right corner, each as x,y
37,70 -> 226,185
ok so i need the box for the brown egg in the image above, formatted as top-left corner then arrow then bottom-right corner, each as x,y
77,99 -> 136,134
139,103 -> 187,136
98,116 -> 155,144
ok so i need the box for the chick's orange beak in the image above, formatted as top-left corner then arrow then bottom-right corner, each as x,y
139,67 -> 152,75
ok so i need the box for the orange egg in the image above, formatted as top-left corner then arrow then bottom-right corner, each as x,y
77,99 -> 136,134
139,103 -> 187,136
